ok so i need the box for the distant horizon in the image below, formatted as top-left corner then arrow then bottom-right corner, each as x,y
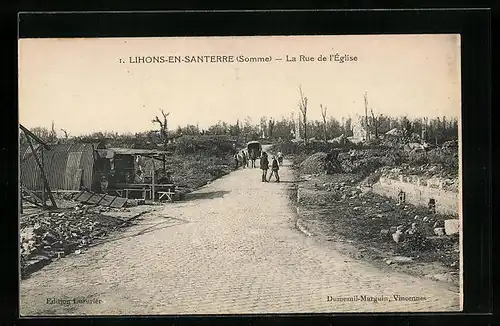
19,112 -> 459,138
19,35 -> 461,137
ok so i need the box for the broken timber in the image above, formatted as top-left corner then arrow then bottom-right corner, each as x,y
21,185 -> 45,207
73,191 -> 127,208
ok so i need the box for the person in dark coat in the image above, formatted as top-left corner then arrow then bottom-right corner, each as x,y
233,152 -> 239,170
242,150 -> 247,168
268,156 -> 280,182
260,152 -> 269,182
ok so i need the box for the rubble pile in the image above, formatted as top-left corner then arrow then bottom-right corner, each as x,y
20,204 -> 133,277
296,172 -> 459,269
337,149 -> 400,177
299,152 -> 342,175
299,152 -> 328,174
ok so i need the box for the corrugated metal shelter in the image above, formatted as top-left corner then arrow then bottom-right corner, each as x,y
21,142 -> 106,192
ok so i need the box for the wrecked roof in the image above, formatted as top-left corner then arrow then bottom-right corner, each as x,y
105,148 -> 169,156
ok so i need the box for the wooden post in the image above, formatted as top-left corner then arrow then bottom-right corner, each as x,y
151,159 -> 155,201
41,147 -> 46,206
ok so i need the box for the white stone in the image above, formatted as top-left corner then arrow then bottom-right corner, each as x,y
445,219 -> 460,235
392,256 -> 414,264
392,231 -> 403,243
434,227 -> 445,236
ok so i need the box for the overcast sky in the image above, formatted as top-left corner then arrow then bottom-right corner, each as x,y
19,34 -> 461,136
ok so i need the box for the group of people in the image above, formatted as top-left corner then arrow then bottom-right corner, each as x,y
259,151 -> 281,182
233,150 -> 249,169
233,149 -> 284,182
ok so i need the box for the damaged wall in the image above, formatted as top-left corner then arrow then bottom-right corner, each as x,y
372,176 -> 459,215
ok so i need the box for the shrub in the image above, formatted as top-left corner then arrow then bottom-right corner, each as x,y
174,135 -> 243,156
407,151 -> 429,166
271,140 -> 355,156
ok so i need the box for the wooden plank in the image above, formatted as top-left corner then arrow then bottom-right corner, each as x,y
21,185 -> 44,204
95,193 -> 107,205
152,159 -> 155,202
73,190 -> 86,201
23,196 -> 44,207
97,194 -> 116,206
75,191 -> 94,202
104,195 -> 118,207
86,194 -> 102,204
115,183 -> 174,187
73,190 -> 127,208
109,197 -> 127,208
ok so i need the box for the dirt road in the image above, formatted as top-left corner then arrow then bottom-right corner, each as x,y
20,157 -> 461,315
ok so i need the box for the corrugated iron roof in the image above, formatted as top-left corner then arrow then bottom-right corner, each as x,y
20,142 -> 102,191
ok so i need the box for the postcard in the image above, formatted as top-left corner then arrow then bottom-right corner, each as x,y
18,34 -> 462,315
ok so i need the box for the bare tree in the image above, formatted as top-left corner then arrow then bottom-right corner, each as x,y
370,108 -> 383,139
401,116 -> 413,143
364,91 -> 370,141
298,85 -> 308,142
152,109 -> 170,146
320,104 -> 328,142
268,119 -> 275,138
421,117 -> 428,142
60,129 -> 69,139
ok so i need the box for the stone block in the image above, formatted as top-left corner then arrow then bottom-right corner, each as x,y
444,219 -> 460,235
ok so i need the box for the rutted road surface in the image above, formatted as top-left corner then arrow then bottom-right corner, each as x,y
20,159 -> 460,315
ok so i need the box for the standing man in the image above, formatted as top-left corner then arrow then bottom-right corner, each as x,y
233,151 -> 239,170
242,150 -> 247,168
268,156 -> 280,182
260,151 -> 269,182
277,151 -> 283,166
250,149 -> 257,168
100,175 -> 109,194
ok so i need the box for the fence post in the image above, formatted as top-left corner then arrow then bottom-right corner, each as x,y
151,159 -> 155,201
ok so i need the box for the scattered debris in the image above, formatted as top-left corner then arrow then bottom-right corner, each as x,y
20,203 -> 145,279
434,227 -> 446,236
379,229 -> 390,239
